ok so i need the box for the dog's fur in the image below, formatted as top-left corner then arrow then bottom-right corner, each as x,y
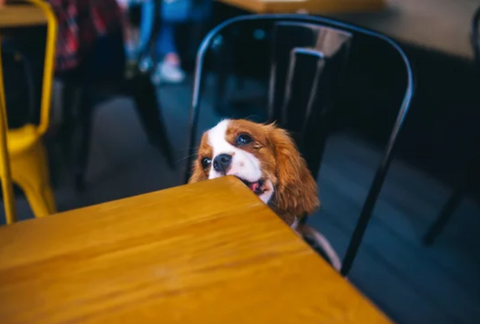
189,119 -> 341,270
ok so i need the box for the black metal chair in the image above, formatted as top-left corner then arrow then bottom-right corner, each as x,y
183,15 -> 414,277
423,6 -> 480,245
59,0 -> 174,191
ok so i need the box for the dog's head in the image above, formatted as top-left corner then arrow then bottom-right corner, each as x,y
189,119 -> 319,223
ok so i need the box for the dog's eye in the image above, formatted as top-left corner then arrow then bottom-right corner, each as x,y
201,157 -> 211,169
235,134 -> 253,146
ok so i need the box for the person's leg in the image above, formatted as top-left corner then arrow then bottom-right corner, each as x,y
136,0 -> 155,72
156,23 -> 177,59
139,0 -> 154,50
153,23 -> 185,84
138,1 -> 154,53
116,1 -> 137,61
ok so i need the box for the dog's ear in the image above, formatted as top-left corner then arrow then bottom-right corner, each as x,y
188,158 -> 208,183
266,124 -> 319,216
189,132 -> 210,184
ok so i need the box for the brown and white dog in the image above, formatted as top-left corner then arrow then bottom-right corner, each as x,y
189,119 -> 341,270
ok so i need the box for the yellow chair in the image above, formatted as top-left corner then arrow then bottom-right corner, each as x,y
0,0 -> 57,224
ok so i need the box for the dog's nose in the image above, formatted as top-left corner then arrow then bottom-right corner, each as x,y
213,154 -> 232,172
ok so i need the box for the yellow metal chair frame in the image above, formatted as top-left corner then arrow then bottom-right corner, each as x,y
0,0 -> 57,224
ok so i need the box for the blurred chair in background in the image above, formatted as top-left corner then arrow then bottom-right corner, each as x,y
0,0 -> 58,223
0,42 -> 18,224
183,15 -> 413,276
51,0 -> 174,191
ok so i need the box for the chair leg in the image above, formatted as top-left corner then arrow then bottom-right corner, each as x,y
23,183 -> 57,217
22,185 -> 51,217
423,188 -> 463,245
423,148 -> 478,245
12,141 -> 57,217
129,75 -> 175,169
42,185 -> 56,214
60,84 -> 76,162
75,90 -> 94,192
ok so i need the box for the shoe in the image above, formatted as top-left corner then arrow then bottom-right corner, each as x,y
152,61 -> 186,85
138,56 -> 154,73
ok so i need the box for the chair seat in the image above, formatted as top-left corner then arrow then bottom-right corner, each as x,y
7,124 -> 40,155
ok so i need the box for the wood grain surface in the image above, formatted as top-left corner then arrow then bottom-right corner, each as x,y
217,0 -> 475,59
0,176 -> 391,324
216,0 -> 385,14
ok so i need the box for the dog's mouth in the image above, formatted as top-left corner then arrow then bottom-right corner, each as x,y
235,176 -> 266,195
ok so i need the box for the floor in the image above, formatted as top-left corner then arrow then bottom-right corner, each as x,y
1,77 -> 479,324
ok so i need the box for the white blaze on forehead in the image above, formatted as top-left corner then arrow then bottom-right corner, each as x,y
207,120 -> 234,157
207,119 -> 262,183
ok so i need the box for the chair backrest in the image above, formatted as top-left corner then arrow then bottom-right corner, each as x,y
0,41 -> 17,224
1,42 -> 37,129
0,0 -> 56,134
185,15 -> 414,276
0,0 -> 56,224
267,22 -> 351,179
26,0 -> 57,136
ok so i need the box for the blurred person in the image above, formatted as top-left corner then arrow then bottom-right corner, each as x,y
138,0 -> 211,84
153,16 -> 185,84
48,0 -> 125,77
49,0 -> 175,167
115,0 -> 185,83
153,0 -> 191,84
0,0 -> 125,126
115,0 -> 139,62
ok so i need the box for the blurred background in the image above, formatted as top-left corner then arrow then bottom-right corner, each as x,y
0,0 -> 479,323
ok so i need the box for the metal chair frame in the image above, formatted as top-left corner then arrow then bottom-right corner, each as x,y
183,14 -> 414,277
0,0 -> 57,223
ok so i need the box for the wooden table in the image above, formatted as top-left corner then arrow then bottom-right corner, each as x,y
217,0 -> 385,14
0,5 -> 47,28
0,176 -> 391,324
217,0 -> 476,60
331,0 -> 477,60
